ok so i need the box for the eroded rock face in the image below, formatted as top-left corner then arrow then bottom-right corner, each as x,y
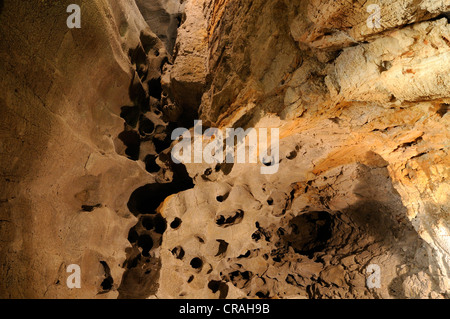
0,0 -> 154,298
0,0 -> 449,299
156,0 -> 450,299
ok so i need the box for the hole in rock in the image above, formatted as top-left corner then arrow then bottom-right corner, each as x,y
190,257 -> 203,269
120,106 -> 140,127
237,250 -> 251,259
153,214 -> 167,234
101,277 -> 113,292
437,103 -> 449,117
208,280 -> 229,299
99,261 -> 114,292
228,270 -> 252,289
171,246 -> 185,260
256,291 -> 270,298
144,154 -> 160,173
148,78 -> 162,99
379,60 -> 392,72
216,192 -> 229,202
196,236 -> 205,243
215,240 -> 229,257
137,234 -> 153,257
118,130 -> 140,161
208,280 -> 220,293
127,184 -> 174,216
127,227 -> 139,243
139,116 -> 155,136
141,216 -> 154,230
216,209 -> 244,228
286,150 -> 297,160
170,217 -> 182,229
252,222 -> 271,242
215,162 -> 234,175
127,161 -> 193,216
153,133 -> 173,154
176,14 -> 183,28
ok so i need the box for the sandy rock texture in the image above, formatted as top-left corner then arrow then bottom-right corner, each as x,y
0,0 -> 449,299
157,0 -> 450,298
0,0 -> 165,298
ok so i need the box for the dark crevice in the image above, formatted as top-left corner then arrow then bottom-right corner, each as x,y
81,203 -> 101,212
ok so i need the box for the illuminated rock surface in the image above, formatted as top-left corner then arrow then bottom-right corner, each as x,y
0,0 -> 448,298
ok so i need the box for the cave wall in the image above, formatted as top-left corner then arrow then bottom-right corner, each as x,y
0,0 -> 449,299
0,0 -> 155,298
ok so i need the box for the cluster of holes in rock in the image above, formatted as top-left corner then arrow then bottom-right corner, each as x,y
114,28 -> 419,299
117,31 -> 174,169
117,30 -> 195,299
164,189 -> 243,299
160,188 -> 332,298
211,169 -> 421,299
207,211 -> 337,297
160,165 -> 404,298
